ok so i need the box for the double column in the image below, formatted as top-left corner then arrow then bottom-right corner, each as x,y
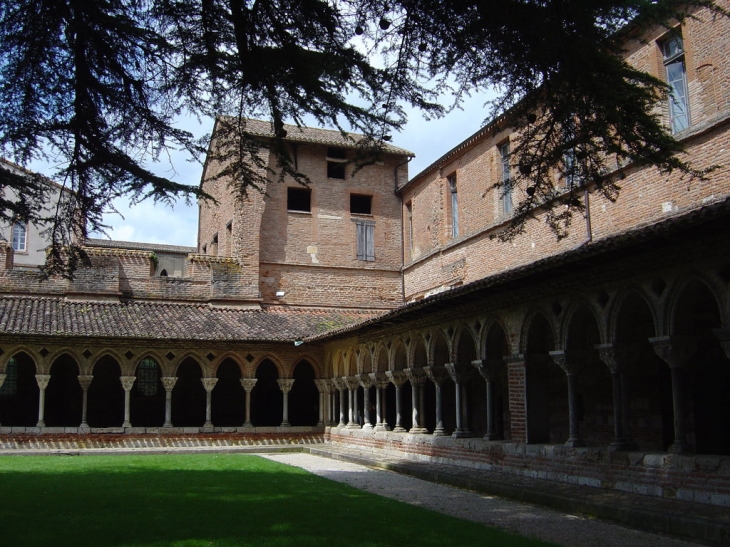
445,363 -> 474,438
649,335 -> 697,454
473,359 -> 504,441
356,374 -> 374,429
424,365 -> 449,436
549,351 -> 585,448
277,379 -> 295,427
369,373 -> 391,431
596,344 -> 636,450
386,370 -> 408,432
404,368 -> 428,434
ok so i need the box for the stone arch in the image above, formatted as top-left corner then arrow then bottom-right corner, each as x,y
253,354 -> 286,378
92,349 -> 130,375
211,352 -> 245,377
393,342 -> 408,370
564,304 -> 611,446
130,356 -> 165,427
669,277 -> 728,454
172,351 -> 211,378
172,356 -> 206,427
0,350 -> 38,427
374,344 -> 390,373
289,359 -> 318,426
88,355 -> 124,428
614,290 -> 671,451
45,352 -> 82,427
523,311 -> 562,444
454,324 -> 479,363
251,358 -> 282,426
608,287 -> 660,342
43,347 -> 83,375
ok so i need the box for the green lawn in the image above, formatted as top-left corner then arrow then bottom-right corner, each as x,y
0,453 -> 557,547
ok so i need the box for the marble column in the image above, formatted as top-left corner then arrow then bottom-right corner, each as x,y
474,359 -> 504,441
161,377 -> 178,427
332,378 -> 347,427
445,363 -> 474,438
35,374 -> 51,427
649,335 -> 697,454
356,374 -> 374,429
78,375 -> 94,428
549,351 -> 586,448
201,378 -> 218,428
386,370 -> 408,432
313,379 -> 328,427
276,378 -> 295,427
424,365 -> 449,436
369,373 -> 391,431
240,378 -> 258,427
120,376 -> 136,428
344,377 -> 361,429
404,368 -> 428,434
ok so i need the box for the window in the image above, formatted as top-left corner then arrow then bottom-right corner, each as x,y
136,358 -> 159,397
500,142 -> 513,214
662,32 -> 689,133
447,174 -> 458,238
12,222 -> 26,252
327,147 -> 347,179
0,357 -> 18,397
355,220 -> 375,261
561,120 -> 580,189
225,220 -> 233,256
350,194 -> 372,215
287,187 -> 311,212
211,232 -> 219,255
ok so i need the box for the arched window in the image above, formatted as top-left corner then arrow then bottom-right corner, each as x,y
0,357 -> 18,396
136,358 -> 159,396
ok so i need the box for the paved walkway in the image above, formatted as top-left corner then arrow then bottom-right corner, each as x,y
264,452 -> 717,547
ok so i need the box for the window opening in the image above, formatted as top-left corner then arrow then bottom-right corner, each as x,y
350,194 -> 372,215
500,143 -> 513,214
136,358 -> 159,396
0,357 -> 18,397
405,201 -> 413,258
327,147 -> 347,179
355,220 -> 375,261
12,222 -> 26,252
225,220 -> 233,256
287,187 -> 311,212
662,32 -> 689,133
448,174 -> 458,238
160,269 -> 168,277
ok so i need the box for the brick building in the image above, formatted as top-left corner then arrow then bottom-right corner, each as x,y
0,2 -> 729,508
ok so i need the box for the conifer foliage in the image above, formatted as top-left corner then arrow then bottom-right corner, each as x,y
0,0 -> 724,273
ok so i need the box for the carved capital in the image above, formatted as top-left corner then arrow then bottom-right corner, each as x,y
161,376 -> 178,392
423,365 -> 449,385
35,374 -> 51,390
331,377 -> 345,391
77,375 -> 94,391
277,378 -> 295,393
0,374 -> 5,389
649,336 -> 698,369
313,379 -> 329,393
385,370 -> 408,387
474,359 -> 503,381
404,367 -> 427,386
445,363 -> 473,384
595,343 -> 621,373
201,378 -> 218,392
714,328 -> 730,359
240,378 -> 258,392
369,372 -> 390,389
356,374 -> 373,389
343,376 -> 359,391
120,375 -> 137,391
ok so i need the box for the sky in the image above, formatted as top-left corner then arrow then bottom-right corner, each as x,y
29,91 -> 496,248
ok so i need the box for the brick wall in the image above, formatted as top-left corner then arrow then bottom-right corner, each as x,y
400,2 -> 730,301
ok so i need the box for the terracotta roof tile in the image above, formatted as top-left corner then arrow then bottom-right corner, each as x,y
0,297 -> 383,342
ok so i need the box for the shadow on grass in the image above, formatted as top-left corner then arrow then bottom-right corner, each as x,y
0,454 -> 556,547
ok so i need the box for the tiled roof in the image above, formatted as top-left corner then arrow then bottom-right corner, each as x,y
0,158 -> 70,193
227,117 -> 414,157
85,238 -> 197,254
0,297 -> 384,342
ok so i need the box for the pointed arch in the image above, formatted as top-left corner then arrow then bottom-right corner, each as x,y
0,350 -> 38,427
45,352 -> 82,427
212,357 -> 245,427
393,341 -> 408,371
88,354 -> 123,428
251,358 -> 282,426
171,356 -> 206,427
131,355 -> 165,427
290,359 -> 318,426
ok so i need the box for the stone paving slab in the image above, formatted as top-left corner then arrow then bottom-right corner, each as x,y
307,445 -> 729,546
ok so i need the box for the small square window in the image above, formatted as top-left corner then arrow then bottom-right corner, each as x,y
350,194 -> 372,215
287,187 -> 311,212
327,147 -> 347,179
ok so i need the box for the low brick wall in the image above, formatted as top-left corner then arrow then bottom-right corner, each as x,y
327,427 -> 730,507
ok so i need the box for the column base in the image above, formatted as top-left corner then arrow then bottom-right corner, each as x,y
36,421 -> 45,428
484,433 -> 501,441
393,425 -> 407,433
243,421 -> 253,428
432,427 -> 447,436
408,427 -> 429,435
373,423 -> 391,432
452,429 -> 474,438
280,422 -> 291,428
564,437 -> 586,448
163,423 -> 173,428
122,421 -> 131,428
609,438 -> 635,451
669,440 -> 691,454
362,423 -> 373,430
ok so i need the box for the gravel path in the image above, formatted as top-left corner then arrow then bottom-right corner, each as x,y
261,453 -> 707,547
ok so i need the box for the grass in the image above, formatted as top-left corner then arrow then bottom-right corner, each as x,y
0,453 -> 557,547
